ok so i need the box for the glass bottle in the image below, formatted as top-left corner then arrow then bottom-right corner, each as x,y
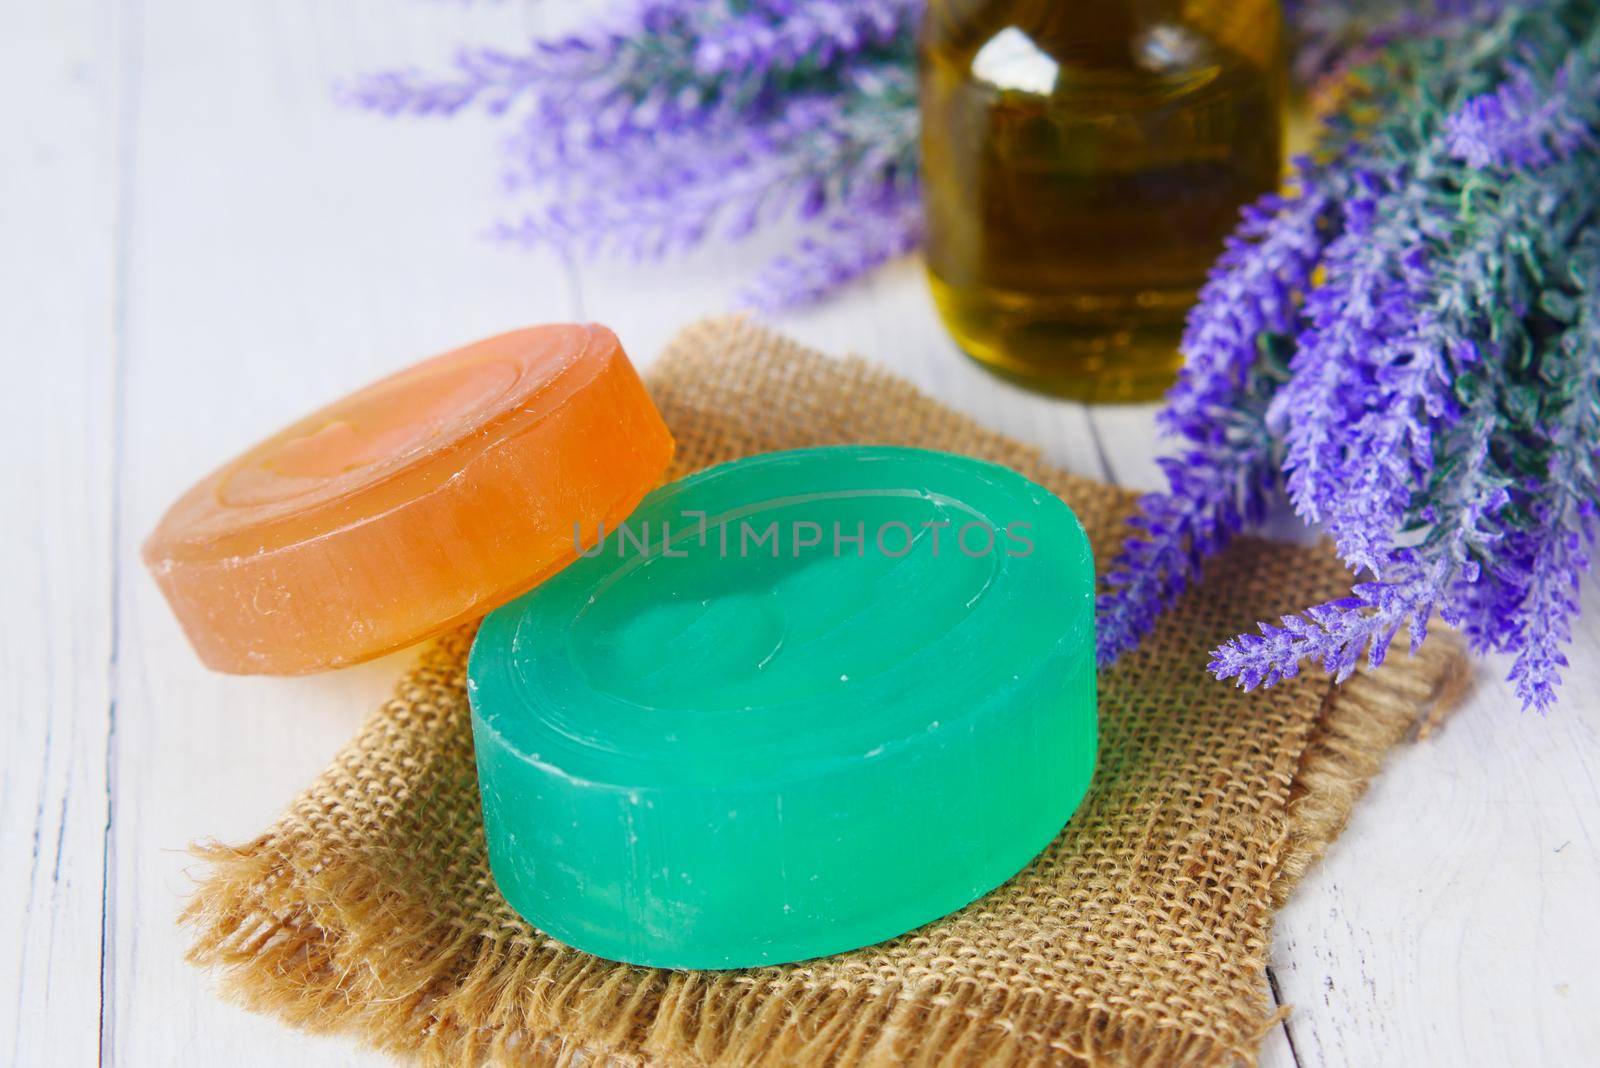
920,0 -> 1285,402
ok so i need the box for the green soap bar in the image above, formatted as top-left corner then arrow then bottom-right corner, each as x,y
468,446 -> 1096,968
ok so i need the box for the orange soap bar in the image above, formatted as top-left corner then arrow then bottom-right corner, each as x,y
143,324 -> 673,675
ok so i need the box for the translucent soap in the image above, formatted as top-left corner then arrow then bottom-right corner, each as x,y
469,446 -> 1097,968
143,324 -> 673,674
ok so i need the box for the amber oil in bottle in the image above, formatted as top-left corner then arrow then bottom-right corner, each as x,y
920,0 -> 1285,401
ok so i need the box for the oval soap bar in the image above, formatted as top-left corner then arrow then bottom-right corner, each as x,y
143,324 -> 673,674
469,446 -> 1096,968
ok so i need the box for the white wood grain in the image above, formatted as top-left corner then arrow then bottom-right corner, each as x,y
0,1 -> 121,1063
1268,582 -> 1600,1066
101,3 -> 572,1066
2,2 -> 1597,1066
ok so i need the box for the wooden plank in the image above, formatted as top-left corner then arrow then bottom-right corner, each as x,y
104,2 -> 572,1065
1268,580 -> 1600,1065
0,1 -> 121,1063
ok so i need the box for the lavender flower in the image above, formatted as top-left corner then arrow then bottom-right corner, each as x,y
348,0 -> 921,307
1208,550 -> 1451,689
1094,430 -> 1279,665
1296,144 -> 1533,575
1270,163 -> 1431,545
1160,161 -> 1333,438
1211,403 -> 1509,691
1109,0 -> 1600,712
693,1 -> 916,78
1446,59 -> 1597,169
497,61 -> 919,261
1501,525 -> 1586,712
1498,235 -> 1600,709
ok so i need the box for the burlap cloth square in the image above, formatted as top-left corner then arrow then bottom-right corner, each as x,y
185,317 -> 1468,1067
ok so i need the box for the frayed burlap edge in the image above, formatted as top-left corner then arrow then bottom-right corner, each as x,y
182,631 -> 1469,1068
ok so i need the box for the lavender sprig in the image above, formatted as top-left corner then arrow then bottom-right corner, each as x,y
1207,551 -> 1451,688
1159,162 -> 1335,439
1109,0 -> 1600,711
1499,236 -> 1600,708
1287,0 -> 1518,87
347,0 -> 921,307
1445,57 -> 1597,168
497,60 -> 918,262
1267,11 -> 1537,552
693,1 -> 916,78
1097,18 -> 1521,664
1270,163 -> 1434,545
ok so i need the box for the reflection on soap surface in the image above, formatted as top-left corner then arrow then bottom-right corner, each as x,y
573,490 -> 1003,709
473,445 -> 1093,778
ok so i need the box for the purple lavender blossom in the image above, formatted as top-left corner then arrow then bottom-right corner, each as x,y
1268,49 -> 1547,578
1500,526 -> 1585,711
1208,549 -> 1450,688
1303,157 -> 1527,576
1499,239 -> 1600,709
1446,60 -> 1596,169
1118,4 -> 1600,712
1269,164 -> 1424,544
1210,154 -> 1596,710
1211,162 -> 1555,699
495,71 -> 918,260
1095,436 -> 1279,665
347,0 -> 923,309
693,1 -> 917,79
1212,396 -> 1507,692
1160,160 -> 1331,438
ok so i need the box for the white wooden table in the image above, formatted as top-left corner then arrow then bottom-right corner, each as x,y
5,2 -> 1598,1065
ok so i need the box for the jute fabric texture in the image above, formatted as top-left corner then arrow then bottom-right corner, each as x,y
185,317 -> 1468,1067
